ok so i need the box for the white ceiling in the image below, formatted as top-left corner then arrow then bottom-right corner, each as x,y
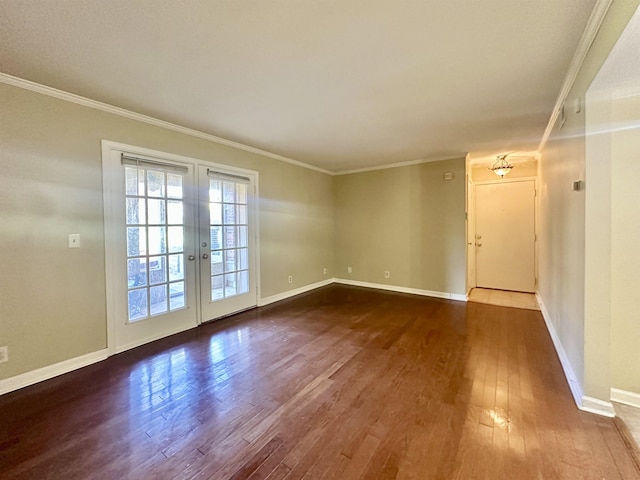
0,0 -> 597,173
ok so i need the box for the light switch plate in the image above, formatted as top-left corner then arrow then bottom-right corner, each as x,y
68,233 -> 80,248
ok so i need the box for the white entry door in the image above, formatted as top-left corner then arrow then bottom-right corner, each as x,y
103,142 -> 258,353
475,180 -> 535,292
198,166 -> 257,322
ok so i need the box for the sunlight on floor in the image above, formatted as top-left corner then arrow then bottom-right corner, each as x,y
468,288 -> 540,310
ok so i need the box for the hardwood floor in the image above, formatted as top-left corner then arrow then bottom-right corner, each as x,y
1,285 -> 638,479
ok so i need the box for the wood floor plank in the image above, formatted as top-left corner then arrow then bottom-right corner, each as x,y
0,285 -> 638,479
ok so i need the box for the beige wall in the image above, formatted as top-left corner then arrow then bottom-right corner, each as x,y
0,82 -> 334,379
0,83 -> 468,385
610,94 -> 640,394
334,159 -> 466,296
538,0 -> 640,402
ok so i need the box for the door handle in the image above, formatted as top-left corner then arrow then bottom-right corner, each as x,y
188,255 -> 195,261
476,242 -> 482,247
202,253 -> 209,260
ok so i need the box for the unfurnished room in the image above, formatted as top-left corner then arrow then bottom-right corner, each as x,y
1,1 -> 639,478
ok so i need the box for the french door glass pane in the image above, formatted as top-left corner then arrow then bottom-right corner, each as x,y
125,166 -> 186,322
208,177 -> 249,301
150,285 -> 168,315
167,201 -> 183,224
170,282 -> 185,309
168,254 -> 184,281
166,174 -> 183,199
127,227 -> 146,256
126,198 -> 145,224
127,258 -> 147,287
168,226 -> 183,253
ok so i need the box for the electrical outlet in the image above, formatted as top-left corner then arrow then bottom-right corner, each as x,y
288,275 -> 293,284
347,266 -> 352,274
384,271 -> 390,278
0,346 -> 8,364
323,267 -> 327,275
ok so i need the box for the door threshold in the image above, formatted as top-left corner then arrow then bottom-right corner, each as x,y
201,305 -> 258,324
468,288 -> 539,310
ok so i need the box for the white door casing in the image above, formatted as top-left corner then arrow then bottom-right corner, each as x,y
466,174 -> 476,293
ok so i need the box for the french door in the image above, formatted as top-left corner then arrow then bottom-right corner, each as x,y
198,165 -> 257,322
103,142 -> 257,353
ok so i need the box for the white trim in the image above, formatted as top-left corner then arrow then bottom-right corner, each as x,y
611,388 -> 640,409
472,176 -> 538,186
0,72 -> 331,176
537,0 -> 614,152
334,154 -> 466,176
536,292 -> 616,417
536,293 -> 584,408
335,278 -> 467,302
581,396 -> 616,417
0,349 -> 109,396
259,278 -> 335,307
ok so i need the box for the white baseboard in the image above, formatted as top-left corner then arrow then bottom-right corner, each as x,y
0,349 -> 109,396
611,388 -> 640,409
536,293 -> 584,408
581,396 -> 616,417
536,292 -> 616,417
335,278 -> 467,302
259,278 -> 335,307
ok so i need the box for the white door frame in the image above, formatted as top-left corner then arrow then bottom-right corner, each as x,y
101,140 -> 260,355
465,173 -> 476,295
466,175 -> 537,294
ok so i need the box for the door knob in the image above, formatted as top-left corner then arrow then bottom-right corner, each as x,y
202,253 -> 209,260
477,242 -> 482,247
188,255 -> 195,261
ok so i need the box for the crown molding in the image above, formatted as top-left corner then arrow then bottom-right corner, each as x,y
0,72 -> 332,176
537,0 -> 613,152
334,153 -> 467,176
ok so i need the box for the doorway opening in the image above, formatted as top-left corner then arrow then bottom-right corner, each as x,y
465,156 -> 538,302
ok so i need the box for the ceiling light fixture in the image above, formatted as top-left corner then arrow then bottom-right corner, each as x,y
490,154 -> 513,177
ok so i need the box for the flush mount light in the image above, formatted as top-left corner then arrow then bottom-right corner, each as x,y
490,154 -> 513,177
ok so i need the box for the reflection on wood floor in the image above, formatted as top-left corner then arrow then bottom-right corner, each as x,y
0,285 -> 638,479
